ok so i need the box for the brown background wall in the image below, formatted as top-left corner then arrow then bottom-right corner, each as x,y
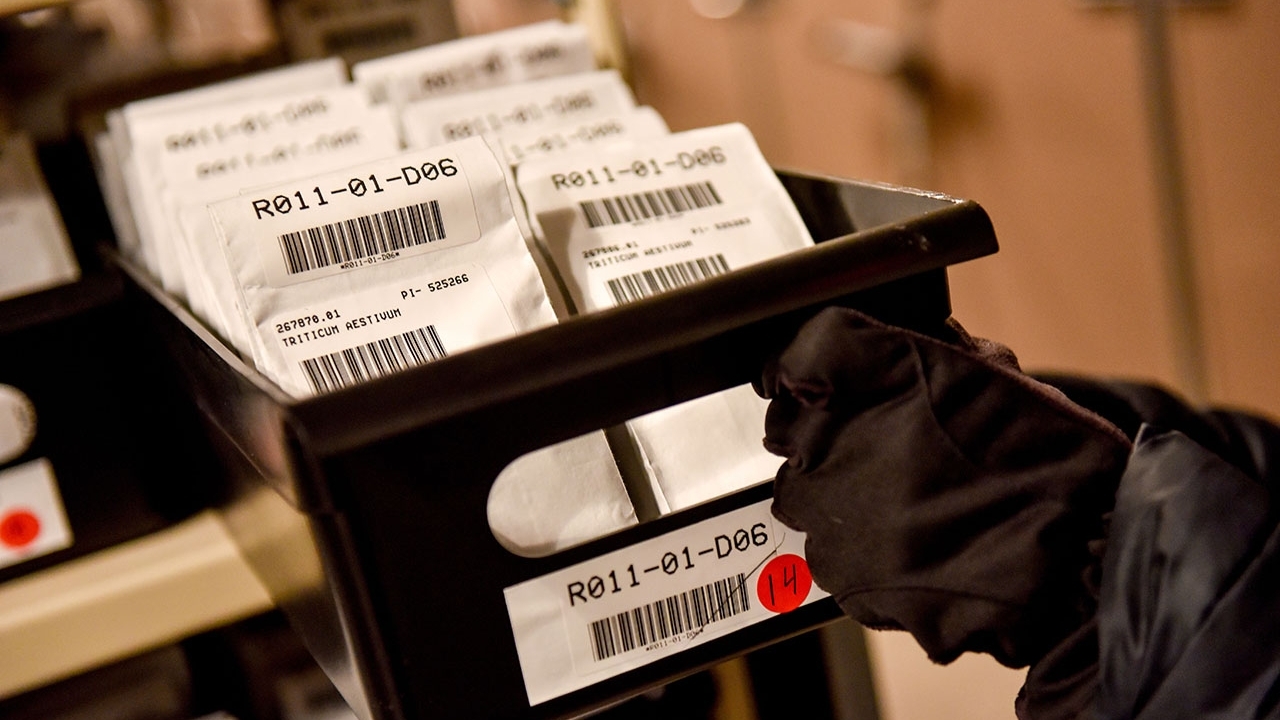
461,0 -> 1278,419
616,0 -> 1279,423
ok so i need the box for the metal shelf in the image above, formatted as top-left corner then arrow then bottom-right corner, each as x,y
0,510 -> 273,700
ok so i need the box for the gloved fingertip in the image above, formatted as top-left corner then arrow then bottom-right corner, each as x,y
762,436 -> 793,458
769,499 -> 806,533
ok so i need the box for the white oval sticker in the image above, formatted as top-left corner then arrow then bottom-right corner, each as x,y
0,385 -> 37,465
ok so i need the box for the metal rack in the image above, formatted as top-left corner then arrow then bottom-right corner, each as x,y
116,169 -> 998,719
0,172 -> 269,700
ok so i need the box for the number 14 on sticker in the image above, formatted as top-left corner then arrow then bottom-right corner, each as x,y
758,554 -> 813,614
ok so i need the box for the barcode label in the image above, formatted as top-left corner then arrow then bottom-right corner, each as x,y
278,199 -> 447,275
605,254 -> 730,305
587,573 -> 749,662
299,324 -> 447,394
579,181 -> 722,229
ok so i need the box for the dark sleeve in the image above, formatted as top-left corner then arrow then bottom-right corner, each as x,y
760,307 -> 1280,720
1034,373 -> 1280,493
1035,376 -> 1280,720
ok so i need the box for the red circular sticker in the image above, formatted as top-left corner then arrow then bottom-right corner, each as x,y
0,509 -> 40,549
757,554 -> 813,613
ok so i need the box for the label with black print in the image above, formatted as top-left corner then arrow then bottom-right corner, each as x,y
211,136 -> 558,398
504,497 -> 826,705
352,19 -> 595,106
399,69 -> 637,149
268,263 -> 512,396
103,58 -> 347,270
516,123 -> 814,314
166,107 -> 402,356
121,84 -> 382,298
243,157 -> 484,289
492,106 -> 669,165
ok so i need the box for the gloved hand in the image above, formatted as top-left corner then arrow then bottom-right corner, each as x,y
756,307 -> 1131,699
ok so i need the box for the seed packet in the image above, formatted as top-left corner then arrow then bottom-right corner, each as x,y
492,105 -> 669,166
210,135 -> 637,554
398,69 -> 636,150
352,19 -> 594,107
516,123 -> 815,511
105,58 -> 348,276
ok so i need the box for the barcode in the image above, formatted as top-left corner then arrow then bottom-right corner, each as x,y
579,181 -> 722,229
605,254 -> 731,306
588,573 -> 749,662
279,199 -> 447,275
299,324 -> 447,394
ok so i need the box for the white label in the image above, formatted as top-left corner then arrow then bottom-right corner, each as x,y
0,133 -> 80,301
504,498 -> 826,705
167,108 -> 403,356
0,198 -> 80,301
140,89 -> 365,164
123,85 -> 381,297
493,106 -> 669,164
352,20 -> 594,106
493,106 -> 668,264
158,116 -> 397,189
121,58 -> 347,128
577,209 -> 787,311
0,459 -> 73,569
251,159 -> 483,288
109,59 -> 348,282
517,123 -> 814,314
213,137 -> 559,399
271,264 -> 513,396
399,70 -> 636,149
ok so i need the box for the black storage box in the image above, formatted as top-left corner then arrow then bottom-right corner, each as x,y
118,171 -> 998,719
0,272 -> 217,583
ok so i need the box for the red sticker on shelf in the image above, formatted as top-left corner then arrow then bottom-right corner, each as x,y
0,459 -> 71,567
756,554 -> 812,613
0,508 -> 41,548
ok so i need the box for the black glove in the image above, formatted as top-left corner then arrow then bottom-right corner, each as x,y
757,307 -> 1132,714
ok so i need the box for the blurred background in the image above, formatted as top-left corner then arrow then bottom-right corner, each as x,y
1,1 -> 1276,718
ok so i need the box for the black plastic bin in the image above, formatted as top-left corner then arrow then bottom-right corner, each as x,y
0,139 -> 216,584
117,171 -> 999,720
0,272 -> 217,583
